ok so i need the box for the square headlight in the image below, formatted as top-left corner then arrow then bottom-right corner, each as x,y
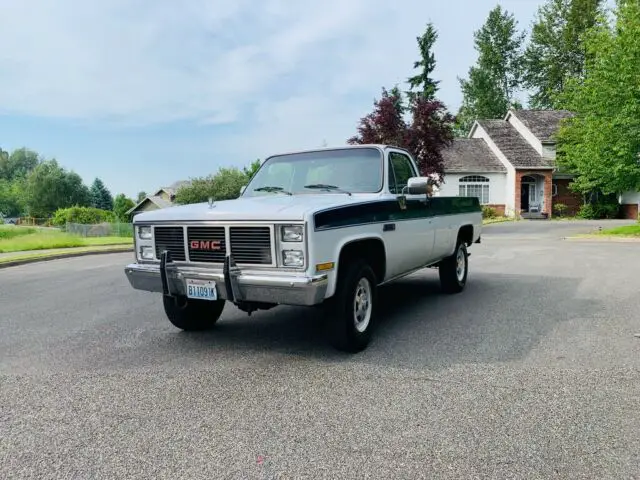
140,246 -> 154,260
281,225 -> 303,242
282,250 -> 304,267
138,226 -> 152,240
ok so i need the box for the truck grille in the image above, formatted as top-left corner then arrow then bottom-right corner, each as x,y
154,227 -> 186,261
229,226 -> 272,265
187,226 -> 226,263
150,225 -> 274,265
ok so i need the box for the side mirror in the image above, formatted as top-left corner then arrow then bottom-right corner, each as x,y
406,176 -> 435,195
239,185 -> 247,195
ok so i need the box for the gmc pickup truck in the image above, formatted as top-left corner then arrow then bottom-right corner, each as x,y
124,144 -> 482,352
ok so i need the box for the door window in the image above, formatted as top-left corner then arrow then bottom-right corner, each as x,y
388,152 -> 417,194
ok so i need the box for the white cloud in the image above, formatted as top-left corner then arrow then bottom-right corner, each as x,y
0,0 -> 541,151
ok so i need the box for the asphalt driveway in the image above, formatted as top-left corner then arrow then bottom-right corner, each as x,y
1,222 -> 638,478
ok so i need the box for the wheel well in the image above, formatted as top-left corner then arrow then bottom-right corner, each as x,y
458,225 -> 474,246
338,238 -> 386,283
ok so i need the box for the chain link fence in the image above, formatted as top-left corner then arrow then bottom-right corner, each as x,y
65,222 -> 133,238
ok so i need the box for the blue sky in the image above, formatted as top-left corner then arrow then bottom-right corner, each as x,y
0,0 -> 543,199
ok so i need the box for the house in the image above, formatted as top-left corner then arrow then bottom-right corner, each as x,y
126,181 -> 191,217
440,109 -> 640,219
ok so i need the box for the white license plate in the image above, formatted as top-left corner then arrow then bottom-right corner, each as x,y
185,279 -> 218,301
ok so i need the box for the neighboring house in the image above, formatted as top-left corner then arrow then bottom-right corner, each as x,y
126,181 -> 191,217
440,109 -> 640,219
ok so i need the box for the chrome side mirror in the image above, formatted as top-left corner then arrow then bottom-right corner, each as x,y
406,176 -> 436,196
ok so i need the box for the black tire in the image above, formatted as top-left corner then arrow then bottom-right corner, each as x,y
327,259 -> 378,353
439,240 -> 468,294
162,295 -> 226,331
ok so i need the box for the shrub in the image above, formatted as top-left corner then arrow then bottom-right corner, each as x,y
52,206 -> 117,227
553,203 -> 568,217
482,206 -> 497,218
576,201 -> 620,219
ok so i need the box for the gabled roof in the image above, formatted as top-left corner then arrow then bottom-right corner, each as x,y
476,119 -> 554,168
510,109 -> 574,143
442,139 -> 507,173
126,195 -> 174,215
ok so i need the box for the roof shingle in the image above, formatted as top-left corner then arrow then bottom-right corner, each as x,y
511,109 -> 574,142
442,139 -> 507,173
476,119 -> 553,168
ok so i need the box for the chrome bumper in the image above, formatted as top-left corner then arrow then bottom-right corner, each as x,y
123,259 -> 329,307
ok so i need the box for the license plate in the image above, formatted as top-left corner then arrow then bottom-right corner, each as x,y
185,279 -> 218,301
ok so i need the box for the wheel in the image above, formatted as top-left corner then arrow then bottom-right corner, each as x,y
439,240 -> 468,294
162,295 -> 226,331
327,259 -> 378,353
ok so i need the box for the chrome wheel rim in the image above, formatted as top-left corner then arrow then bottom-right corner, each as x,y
353,277 -> 372,333
456,245 -> 466,282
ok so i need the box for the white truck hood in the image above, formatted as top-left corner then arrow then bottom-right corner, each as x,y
133,194 -> 381,223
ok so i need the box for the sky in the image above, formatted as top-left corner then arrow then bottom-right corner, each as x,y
0,0 -> 544,199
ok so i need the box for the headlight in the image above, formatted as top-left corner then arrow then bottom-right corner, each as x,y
281,225 -> 303,242
138,226 -> 152,240
140,246 -> 154,260
282,250 -> 304,267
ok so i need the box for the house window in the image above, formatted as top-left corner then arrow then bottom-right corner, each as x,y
459,175 -> 490,204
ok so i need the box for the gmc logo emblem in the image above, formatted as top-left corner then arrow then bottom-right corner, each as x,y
190,240 -> 222,250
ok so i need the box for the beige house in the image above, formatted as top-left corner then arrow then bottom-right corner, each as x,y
127,181 -> 191,217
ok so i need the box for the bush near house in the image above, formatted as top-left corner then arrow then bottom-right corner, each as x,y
52,206 -> 117,227
553,202 -> 569,217
576,201 -> 620,220
482,206 -> 497,219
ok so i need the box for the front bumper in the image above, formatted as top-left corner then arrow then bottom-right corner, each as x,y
123,259 -> 328,307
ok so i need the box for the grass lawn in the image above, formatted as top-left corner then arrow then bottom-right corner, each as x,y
596,224 -> 640,237
0,225 -> 132,253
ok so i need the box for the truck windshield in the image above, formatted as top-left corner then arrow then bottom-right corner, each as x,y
243,147 -> 383,197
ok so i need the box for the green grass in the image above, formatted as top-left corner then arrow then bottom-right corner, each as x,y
0,226 -> 132,253
596,224 -> 640,237
0,245 -> 133,265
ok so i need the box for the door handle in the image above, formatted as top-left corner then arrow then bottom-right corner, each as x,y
383,223 -> 396,232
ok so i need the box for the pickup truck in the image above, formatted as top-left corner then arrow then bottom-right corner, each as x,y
124,144 -> 482,352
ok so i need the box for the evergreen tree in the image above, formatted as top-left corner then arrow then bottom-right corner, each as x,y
90,178 -> 113,211
407,22 -> 440,102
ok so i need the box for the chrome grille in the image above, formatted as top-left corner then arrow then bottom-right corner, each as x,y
154,227 -> 186,261
229,226 -> 272,265
187,226 -> 226,263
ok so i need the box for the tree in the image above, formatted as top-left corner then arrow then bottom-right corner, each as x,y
136,191 -> 147,202
90,178 -> 113,211
556,0 -> 640,197
523,0 -> 604,109
25,160 -> 91,217
455,6 -> 526,135
0,148 -> 40,216
175,165 -> 252,205
243,159 -> 262,181
407,22 -> 440,102
347,87 -> 454,181
113,193 -> 136,221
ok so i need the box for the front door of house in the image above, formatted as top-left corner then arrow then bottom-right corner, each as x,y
521,184 -> 530,211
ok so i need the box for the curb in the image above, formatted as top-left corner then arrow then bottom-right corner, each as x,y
0,247 -> 133,269
562,236 -> 640,243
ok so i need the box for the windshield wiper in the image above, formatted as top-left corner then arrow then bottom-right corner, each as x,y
253,186 -> 292,196
304,184 -> 352,196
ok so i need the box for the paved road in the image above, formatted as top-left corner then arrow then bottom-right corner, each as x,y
1,223 -> 639,478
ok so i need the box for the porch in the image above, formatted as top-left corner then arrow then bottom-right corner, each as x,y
515,171 -> 553,219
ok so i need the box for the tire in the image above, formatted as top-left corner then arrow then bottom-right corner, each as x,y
327,259 -> 378,353
162,295 -> 226,331
439,240 -> 468,294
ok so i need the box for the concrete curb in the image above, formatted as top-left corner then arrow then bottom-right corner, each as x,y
563,236 -> 640,243
0,247 -> 133,269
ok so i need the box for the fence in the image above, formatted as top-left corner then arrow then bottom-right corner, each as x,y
65,222 -> 134,238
